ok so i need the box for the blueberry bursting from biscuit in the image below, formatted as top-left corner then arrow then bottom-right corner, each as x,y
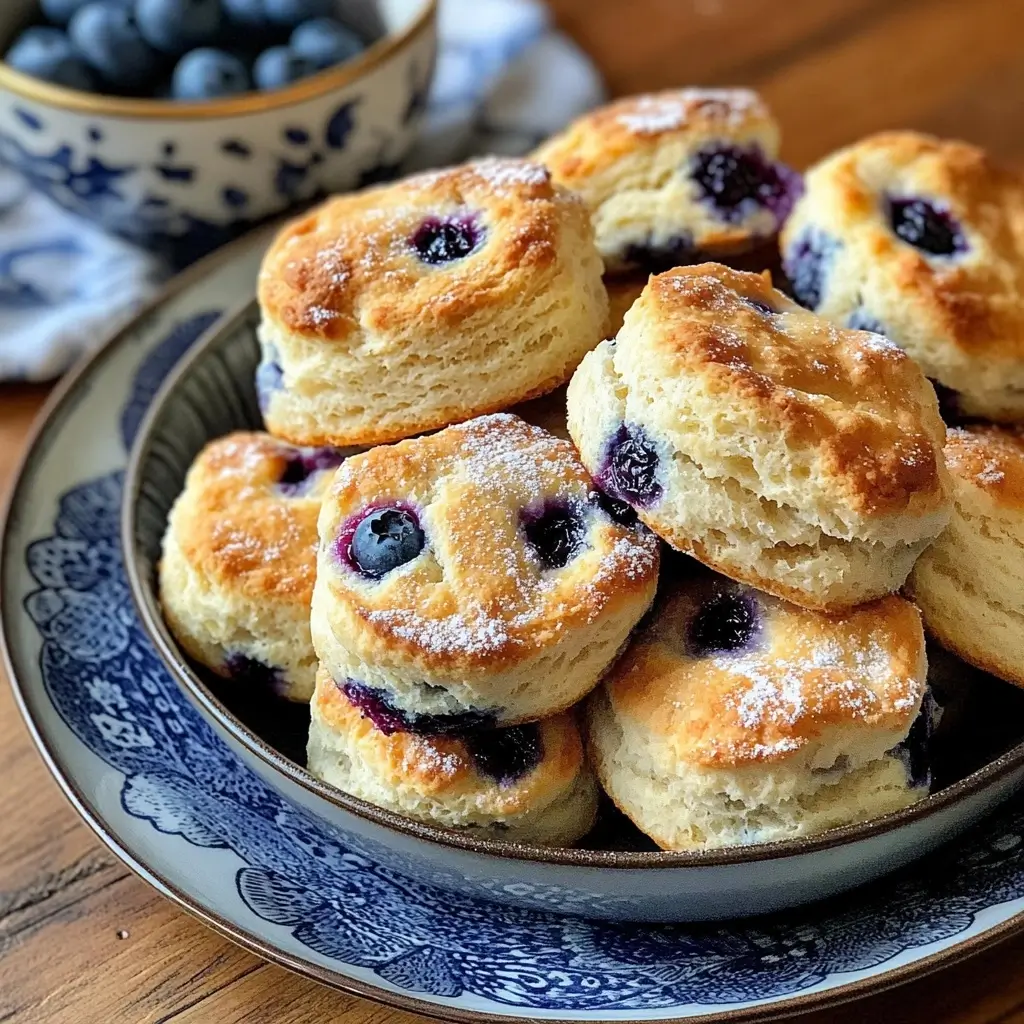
411,214 -> 484,265
340,681 -> 543,786
690,143 -> 801,226
343,505 -> 425,579
597,424 -> 662,509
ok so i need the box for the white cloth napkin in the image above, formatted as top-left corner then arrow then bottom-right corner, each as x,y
0,0 -> 603,381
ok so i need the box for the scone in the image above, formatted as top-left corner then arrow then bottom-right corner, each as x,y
307,666 -> 599,844
908,425 -> 1024,686
159,432 -> 346,702
566,263 -> 951,610
310,413 -> 660,728
587,562 -> 934,851
781,131 -> 1024,422
534,88 -> 801,274
257,157 -> 608,447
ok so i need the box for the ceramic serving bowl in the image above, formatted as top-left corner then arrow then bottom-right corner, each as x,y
123,300 -> 1024,923
0,0 -> 436,265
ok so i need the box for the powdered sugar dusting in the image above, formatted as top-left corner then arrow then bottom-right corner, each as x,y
712,628 -> 918,746
339,414 -> 657,657
471,158 -> 550,191
617,88 -> 762,135
975,458 -> 1005,485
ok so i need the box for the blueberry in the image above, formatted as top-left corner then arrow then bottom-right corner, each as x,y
278,446 -> 344,495
265,0 -> 333,24
521,501 -> 586,569
688,592 -> 759,656
889,197 -> 966,257
41,0 -> 126,26
222,0 -> 269,28
597,424 -> 662,508
782,228 -> 837,311
68,2 -> 159,91
342,681 -> 496,736
348,507 -> 425,579
290,17 -> 364,69
411,214 -> 483,265
5,27 -> 98,90
465,724 -> 544,786
690,145 -> 801,225
253,45 -> 318,90
621,233 -> 695,273
136,0 -> 223,54
171,47 -> 250,99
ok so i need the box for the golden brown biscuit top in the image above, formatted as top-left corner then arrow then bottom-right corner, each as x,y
318,414 -> 660,672
604,564 -> 926,768
312,667 -> 584,808
630,263 -> 948,519
258,158 -> 589,342
945,424 -> 1024,507
787,131 -> 1024,360
534,88 -> 775,186
169,432 -> 342,605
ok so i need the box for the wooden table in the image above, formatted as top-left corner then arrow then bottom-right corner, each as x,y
5,1 -> 1024,1020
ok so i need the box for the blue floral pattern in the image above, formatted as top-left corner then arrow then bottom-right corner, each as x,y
14,315 -> 1024,1014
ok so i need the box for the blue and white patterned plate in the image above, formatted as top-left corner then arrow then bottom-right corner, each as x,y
7,228 -> 1024,1023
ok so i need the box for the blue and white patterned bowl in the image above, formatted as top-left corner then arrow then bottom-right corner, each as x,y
121,295 -> 1024,924
0,0 -> 436,265
13,234 -> 1024,1018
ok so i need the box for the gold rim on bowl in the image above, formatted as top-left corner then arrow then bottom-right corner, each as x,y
121,294 -> 1024,872
0,0 -> 436,120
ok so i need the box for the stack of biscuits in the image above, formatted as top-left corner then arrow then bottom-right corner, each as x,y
158,87 -> 1024,852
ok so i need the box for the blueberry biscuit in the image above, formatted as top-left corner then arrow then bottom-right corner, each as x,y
566,264 -> 951,610
534,88 -> 801,274
587,562 -> 933,851
908,425 -> 1024,686
159,432 -> 347,702
781,131 -> 1024,422
257,158 -> 608,447
310,413 -> 660,728
307,666 -> 599,843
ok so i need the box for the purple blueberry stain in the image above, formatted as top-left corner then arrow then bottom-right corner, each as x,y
597,424 -> 662,509
341,681 -> 497,736
689,144 -> 802,226
411,213 -> 483,265
888,197 -> 967,257
888,688 -> 941,790
521,500 -> 586,569
336,503 -> 425,580
465,723 -> 544,786
688,591 -> 760,657
782,228 -> 838,311
277,446 -> 345,496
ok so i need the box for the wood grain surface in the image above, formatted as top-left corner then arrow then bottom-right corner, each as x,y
5,1 -> 1024,1020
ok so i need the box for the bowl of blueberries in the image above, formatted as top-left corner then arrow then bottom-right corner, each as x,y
0,0 -> 436,264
